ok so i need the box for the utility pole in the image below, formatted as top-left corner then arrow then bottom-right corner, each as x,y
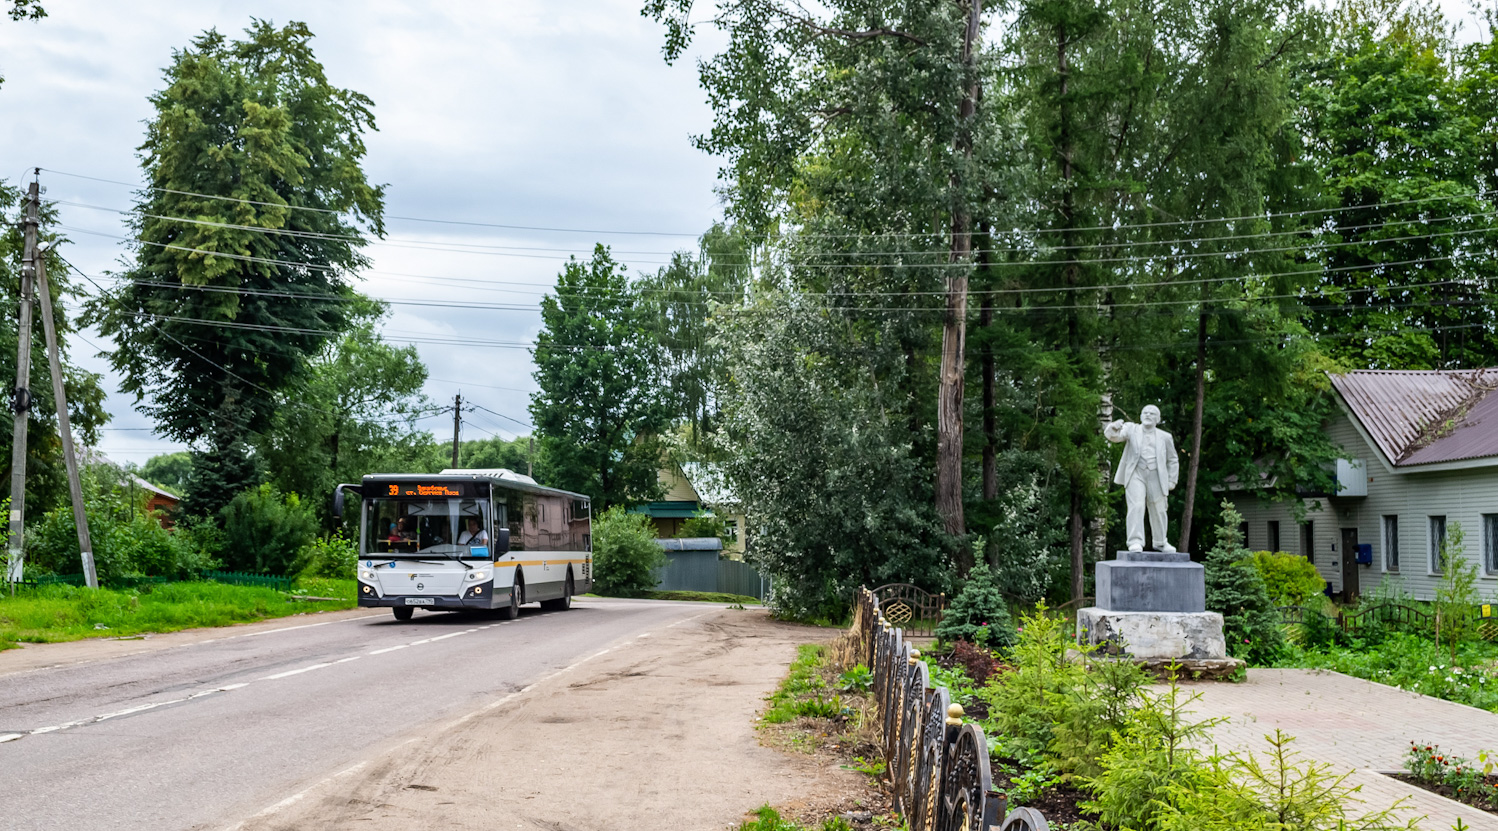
6,179 -> 38,587
527,436 -> 534,478
451,393 -> 462,468
35,246 -> 97,588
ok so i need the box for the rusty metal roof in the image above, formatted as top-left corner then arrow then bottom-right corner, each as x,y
1330,369 -> 1498,467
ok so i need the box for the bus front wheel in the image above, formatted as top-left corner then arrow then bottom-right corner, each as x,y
392,606 -> 414,622
498,581 -> 522,620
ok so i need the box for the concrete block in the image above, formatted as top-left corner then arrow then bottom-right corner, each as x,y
1077,607 -> 1227,660
1096,559 -> 1205,613
1116,549 -> 1190,563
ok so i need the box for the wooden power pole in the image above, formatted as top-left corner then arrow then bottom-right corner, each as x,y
6,180 -> 38,586
451,393 -> 462,468
36,245 -> 97,588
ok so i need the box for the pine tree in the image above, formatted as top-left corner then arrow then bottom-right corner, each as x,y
936,558 -> 1018,649
1205,501 -> 1284,664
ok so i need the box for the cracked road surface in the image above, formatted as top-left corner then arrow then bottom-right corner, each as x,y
1,598 -> 850,831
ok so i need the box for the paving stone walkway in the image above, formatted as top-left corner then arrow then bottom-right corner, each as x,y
1183,669 -> 1498,830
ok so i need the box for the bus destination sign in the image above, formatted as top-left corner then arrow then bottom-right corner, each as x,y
380,482 -> 473,498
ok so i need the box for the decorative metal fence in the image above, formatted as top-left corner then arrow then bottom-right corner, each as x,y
870,583 -> 946,638
856,587 -> 1050,831
200,570 -> 294,591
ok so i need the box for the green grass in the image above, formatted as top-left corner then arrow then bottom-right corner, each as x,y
1277,632 -> 1498,711
762,644 -> 844,724
738,805 -> 853,831
0,579 -> 356,649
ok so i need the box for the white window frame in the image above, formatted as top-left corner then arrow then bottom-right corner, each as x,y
1382,515 -> 1399,573
1429,515 -> 1447,575
1484,513 -> 1498,576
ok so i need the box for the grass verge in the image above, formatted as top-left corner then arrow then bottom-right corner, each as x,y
0,579 -> 356,650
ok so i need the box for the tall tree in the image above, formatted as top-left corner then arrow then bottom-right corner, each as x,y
257,300 -> 430,527
88,21 -> 385,517
530,245 -> 669,510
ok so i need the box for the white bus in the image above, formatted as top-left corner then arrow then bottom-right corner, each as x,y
334,469 -> 592,621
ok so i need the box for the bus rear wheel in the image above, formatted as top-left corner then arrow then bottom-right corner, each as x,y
542,572 -> 574,612
392,606 -> 414,622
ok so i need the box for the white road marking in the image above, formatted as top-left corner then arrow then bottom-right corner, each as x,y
218,761 -> 370,831
261,662 -> 332,681
0,733 -> 24,743
367,644 -> 408,655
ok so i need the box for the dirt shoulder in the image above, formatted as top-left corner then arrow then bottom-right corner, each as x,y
231,608 -> 862,831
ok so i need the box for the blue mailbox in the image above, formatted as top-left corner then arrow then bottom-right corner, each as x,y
1355,543 -> 1373,565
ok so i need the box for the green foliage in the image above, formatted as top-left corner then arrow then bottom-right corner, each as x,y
140,452 -> 191,494
295,532 -> 357,581
1251,550 -> 1326,606
713,296 -> 949,621
258,303 -> 431,530
836,664 -> 872,693
590,506 -> 667,595
1435,522 -> 1479,656
218,484 -> 316,575
87,20 -> 384,519
1083,678 -> 1221,831
984,606 -> 1075,761
1206,502 -> 1285,664
736,805 -> 853,831
936,561 -> 1017,649
531,245 -> 670,511
1158,730 -> 1418,831
679,511 -> 729,542
1048,655 -> 1150,780
26,463 -> 211,584
0,581 -> 355,649
762,644 -> 833,724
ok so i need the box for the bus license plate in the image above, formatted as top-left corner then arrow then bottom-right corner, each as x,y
405,598 -> 435,606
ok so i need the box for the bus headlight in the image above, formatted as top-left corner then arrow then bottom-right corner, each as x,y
359,569 -> 376,581
466,570 -> 491,582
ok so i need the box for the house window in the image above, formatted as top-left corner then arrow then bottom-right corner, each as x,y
1485,514 -> 1498,574
1429,515 -> 1447,574
1240,522 -> 1250,549
1302,521 -> 1314,564
1268,521 -> 1281,553
726,519 -> 739,544
1382,515 -> 1399,572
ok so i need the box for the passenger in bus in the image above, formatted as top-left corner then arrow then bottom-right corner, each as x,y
457,517 -> 489,545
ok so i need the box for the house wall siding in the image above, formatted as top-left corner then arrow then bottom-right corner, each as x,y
1225,408 -> 1498,601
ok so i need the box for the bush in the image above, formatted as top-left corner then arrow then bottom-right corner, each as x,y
936,561 -> 1017,649
950,640 -> 1003,686
218,484 -> 316,575
296,532 -> 357,581
591,506 -> 666,595
678,510 -> 728,542
1206,501 -> 1284,665
1251,550 -> 1325,606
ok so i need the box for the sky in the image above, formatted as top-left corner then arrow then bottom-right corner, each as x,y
0,0 -> 727,466
0,0 -> 1490,469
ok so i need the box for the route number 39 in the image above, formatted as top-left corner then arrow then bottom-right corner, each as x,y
388,485 -> 399,495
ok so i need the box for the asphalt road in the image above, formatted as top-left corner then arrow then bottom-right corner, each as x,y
0,598 -> 715,831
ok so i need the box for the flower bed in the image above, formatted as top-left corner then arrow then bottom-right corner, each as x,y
1399,742 -> 1498,815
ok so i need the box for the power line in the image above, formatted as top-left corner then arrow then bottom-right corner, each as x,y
42,165 -> 1490,240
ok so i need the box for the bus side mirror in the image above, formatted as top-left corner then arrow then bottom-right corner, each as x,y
332,483 -> 361,520
494,527 -> 511,554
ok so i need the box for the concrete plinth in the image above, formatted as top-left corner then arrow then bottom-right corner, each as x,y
1077,607 -> 1227,660
1095,550 -> 1205,613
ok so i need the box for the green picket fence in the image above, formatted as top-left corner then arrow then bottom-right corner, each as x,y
200,570 -> 293,592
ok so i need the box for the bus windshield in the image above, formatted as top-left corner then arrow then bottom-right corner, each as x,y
365,497 -> 492,559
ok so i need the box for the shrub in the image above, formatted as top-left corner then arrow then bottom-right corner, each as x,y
27,497 -> 212,584
1206,501 -> 1284,665
1251,550 -> 1325,606
936,562 -> 1017,649
591,506 -> 666,595
983,605 -> 1076,760
950,640 -> 1003,686
218,484 -> 316,575
296,532 -> 357,581
1083,678 -> 1219,830
678,510 -> 728,542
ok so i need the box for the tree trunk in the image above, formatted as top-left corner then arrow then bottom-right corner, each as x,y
936,0 -> 984,549
1177,310 -> 1208,553
981,298 -> 996,503
1070,487 -> 1085,602
1056,20 -> 1089,600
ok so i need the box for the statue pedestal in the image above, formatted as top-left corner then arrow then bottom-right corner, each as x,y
1078,550 -> 1233,670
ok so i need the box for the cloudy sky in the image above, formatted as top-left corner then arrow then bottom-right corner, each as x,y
0,0 -> 727,465
0,0 -> 1490,468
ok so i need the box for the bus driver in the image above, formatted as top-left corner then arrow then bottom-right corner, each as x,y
457,517 -> 489,546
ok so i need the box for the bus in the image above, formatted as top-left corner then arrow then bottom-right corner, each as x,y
333,469 -> 592,621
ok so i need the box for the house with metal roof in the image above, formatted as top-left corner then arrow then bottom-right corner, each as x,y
628,460 -> 747,556
1225,368 -> 1498,601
